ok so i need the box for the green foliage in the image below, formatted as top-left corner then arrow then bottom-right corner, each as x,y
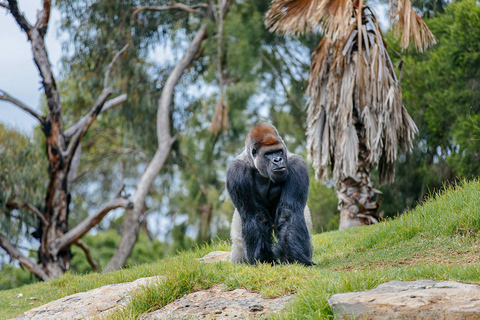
307,177 -> 339,232
405,0 -> 480,175
379,0 -> 480,217
70,230 -> 166,274
0,263 -> 37,291
1,180 -> 479,319
411,0 -> 448,18
0,125 -> 46,238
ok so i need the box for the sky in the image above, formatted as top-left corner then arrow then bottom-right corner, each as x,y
0,2 -> 62,134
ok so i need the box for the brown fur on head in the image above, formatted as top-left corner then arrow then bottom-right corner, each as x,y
248,123 -> 282,147
246,123 -> 287,181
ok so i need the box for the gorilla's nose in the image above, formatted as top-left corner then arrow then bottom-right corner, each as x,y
274,157 -> 283,163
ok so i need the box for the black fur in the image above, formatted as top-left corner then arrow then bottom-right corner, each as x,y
227,130 -> 313,266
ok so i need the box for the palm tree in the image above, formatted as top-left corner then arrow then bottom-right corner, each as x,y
265,0 -> 435,229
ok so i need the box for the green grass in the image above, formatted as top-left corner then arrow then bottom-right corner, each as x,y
1,179 -> 479,319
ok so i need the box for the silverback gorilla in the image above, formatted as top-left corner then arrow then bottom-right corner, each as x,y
227,123 -> 314,266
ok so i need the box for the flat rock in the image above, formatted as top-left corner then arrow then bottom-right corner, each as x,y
329,279 -> 480,319
11,276 -> 162,320
141,285 -> 293,319
198,251 -> 231,263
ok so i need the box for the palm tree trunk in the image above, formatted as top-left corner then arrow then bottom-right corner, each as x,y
337,124 -> 383,230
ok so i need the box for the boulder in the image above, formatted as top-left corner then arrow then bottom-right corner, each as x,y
141,285 -> 292,319
11,276 -> 162,320
328,279 -> 480,319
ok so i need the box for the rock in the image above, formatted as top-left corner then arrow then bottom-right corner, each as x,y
198,251 -> 231,263
11,276 -> 162,320
329,279 -> 480,319
141,285 -> 293,319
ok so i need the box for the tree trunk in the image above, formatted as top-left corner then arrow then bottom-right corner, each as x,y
104,24 -> 208,272
337,124 -> 383,230
0,0 -> 129,280
39,171 -> 71,279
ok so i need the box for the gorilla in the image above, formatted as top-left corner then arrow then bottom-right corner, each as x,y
227,123 -> 314,266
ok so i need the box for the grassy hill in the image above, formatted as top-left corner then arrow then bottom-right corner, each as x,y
1,179 -> 479,319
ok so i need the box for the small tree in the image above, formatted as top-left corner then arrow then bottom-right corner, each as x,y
266,0 -> 435,229
0,0 -> 129,280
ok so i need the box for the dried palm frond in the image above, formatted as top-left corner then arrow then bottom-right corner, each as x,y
266,0 -> 426,184
306,8 -> 417,184
265,0 -> 353,40
388,0 -> 436,51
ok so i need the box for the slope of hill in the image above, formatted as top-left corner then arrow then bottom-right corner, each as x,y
1,179 -> 479,319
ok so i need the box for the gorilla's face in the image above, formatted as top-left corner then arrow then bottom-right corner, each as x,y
252,145 -> 288,183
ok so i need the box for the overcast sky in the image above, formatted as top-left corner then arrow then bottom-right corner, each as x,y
0,2 -> 62,134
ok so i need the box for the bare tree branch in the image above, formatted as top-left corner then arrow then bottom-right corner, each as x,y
0,89 -> 45,124
132,2 -> 208,19
23,202 -> 49,226
67,143 -> 82,186
0,2 -> 10,10
34,0 -> 51,36
65,94 -> 128,139
64,88 -> 113,160
104,44 -> 129,89
53,197 -> 132,254
6,0 -> 32,34
102,93 -> 128,113
73,240 -> 99,272
3,201 -> 48,226
0,233 -> 49,281
114,182 -> 126,199
220,0 -> 235,19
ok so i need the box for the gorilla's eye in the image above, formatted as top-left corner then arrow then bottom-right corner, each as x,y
251,147 -> 257,157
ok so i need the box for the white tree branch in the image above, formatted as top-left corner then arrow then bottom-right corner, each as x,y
104,24 -> 208,272
0,233 -> 49,281
63,88 -> 113,160
0,89 -> 45,124
53,197 -> 132,254
104,44 -> 129,89
64,93 -> 127,138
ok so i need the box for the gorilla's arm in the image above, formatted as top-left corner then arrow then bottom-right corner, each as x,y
275,155 -> 313,265
226,159 -> 275,264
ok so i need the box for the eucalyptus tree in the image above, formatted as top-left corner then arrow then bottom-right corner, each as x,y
0,0 -> 129,280
55,0 -> 236,271
265,0 -> 435,229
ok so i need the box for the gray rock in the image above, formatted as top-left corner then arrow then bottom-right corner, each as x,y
141,284 -> 293,319
198,251 -> 231,263
11,276 -> 162,320
328,279 -> 480,319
